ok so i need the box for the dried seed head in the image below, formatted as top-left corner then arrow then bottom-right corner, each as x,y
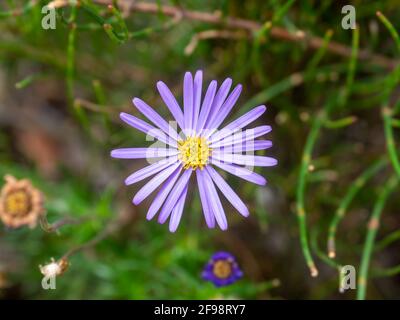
39,258 -> 69,278
0,175 -> 45,228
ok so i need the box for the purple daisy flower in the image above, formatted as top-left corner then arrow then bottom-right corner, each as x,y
111,70 -> 277,232
202,251 -> 243,287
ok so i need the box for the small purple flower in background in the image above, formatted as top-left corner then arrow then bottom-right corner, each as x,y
202,251 -> 243,287
111,70 -> 277,232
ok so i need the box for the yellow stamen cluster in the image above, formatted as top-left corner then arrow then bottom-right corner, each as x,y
4,190 -> 31,216
0,175 -> 44,228
178,136 -> 211,170
213,260 -> 233,279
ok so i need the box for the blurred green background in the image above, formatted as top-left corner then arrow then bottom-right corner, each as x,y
0,0 -> 399,299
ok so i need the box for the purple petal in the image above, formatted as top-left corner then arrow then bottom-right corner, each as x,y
206,84 -> 242,132
216,140 -> 273,153
158,169 -> 192,224
196,80 -> 217,132
133,162 -> 180,205
132,98 -> 180,141
196,170 -> 216,228
111,147 -> 178,159
205,166 -> 249,217
202,169 -> 228,230
210,125 -> 272,148
183,72 -> 193,132
119,112 -> 177,147
157,81 -> 185,130
169,184 -> 189,232
146,165 -> 182,220
209,105 -> 267,144
211,160 -> 267,185
191,70 -> 203,131
212,152 -> 278,167
210,251 -> 237,261
203,78 -> 232,130
125,156 -> 178,185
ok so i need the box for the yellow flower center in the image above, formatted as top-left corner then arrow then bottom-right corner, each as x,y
213,260 -> 233,279
178,136 -> 211,170
4,190 -> 31,216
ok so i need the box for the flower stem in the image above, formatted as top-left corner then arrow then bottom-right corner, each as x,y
377,12 -> 400,179
338,26 -> 359,108
327,158 -> 386,258
357,175 -> 399,300
376,11 -> 400,53
296,100 -> 334,277
374,229 -> 400,252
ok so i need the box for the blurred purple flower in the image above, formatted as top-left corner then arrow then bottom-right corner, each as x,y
202,251 -> 243,287
111,70 -> 277,231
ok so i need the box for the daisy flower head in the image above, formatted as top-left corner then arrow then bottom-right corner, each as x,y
0,175 -> 45,229
202,251 -> 243,287
111,70 -> 277,232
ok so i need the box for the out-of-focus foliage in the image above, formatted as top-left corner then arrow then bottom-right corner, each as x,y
0,0 -> 399,299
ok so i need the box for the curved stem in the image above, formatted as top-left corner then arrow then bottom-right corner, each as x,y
357,176 -> 399,300
61,220 -> 118,260
39,214 -> 95,233
327,158 -> 386,258
376,11 -> 400,53
377,12 -> 400,178
296,102 -> 333,277
383,104 -> 400,178
374,229 -> 400,252
372,264 -> 400,278
311,226 -> 342,271
338,26 -> 359,108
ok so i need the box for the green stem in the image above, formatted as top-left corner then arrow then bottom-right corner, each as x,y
357,176 -> 399,300
393,100 -> 400,116
372,265 -> 400,278
66,4 -> 77,107
296,99 -> 335,277
324,116 -> 357,129
108,3 -> 129,40
377,12 -> 400,179
311,226 -> 342,270
383,104 -> 400,178
66,2 -> 88,126
327,158 -> 386,258
241,63 -> 348,114
306,29 -> 334,72
339,25 -> 359,108
381,64 -> 400,178
92,79 -> 112,132
80,0 -> 125,43
374,229 -> 400,252
251,0 -> 296,85
391,118 -> 400,128
376,11 -> 400,53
